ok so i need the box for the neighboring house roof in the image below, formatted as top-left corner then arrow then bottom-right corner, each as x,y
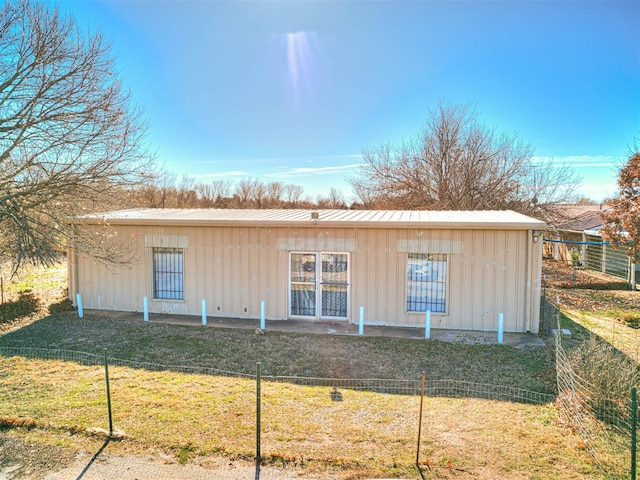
73,209 -> 546,230
544,204 -> 603,231
556,211 -> 604,232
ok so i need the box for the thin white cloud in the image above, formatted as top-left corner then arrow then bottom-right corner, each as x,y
531,155 -> 621,169
197,171 -> 248,179
267,163 -> 366,178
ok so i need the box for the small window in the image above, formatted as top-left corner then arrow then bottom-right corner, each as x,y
406,253 -> 447,313
153,248 -> 184,300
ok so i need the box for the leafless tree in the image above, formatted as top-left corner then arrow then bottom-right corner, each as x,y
265,181 -> 284,207
209,179 -> 232,202
318,187 -> 347,209
349,103 -> 578,216
142,173 -> 176,208
283,183 -> 304,206
195,182 -> 216,207
126,172 -> 343,210
0,0 -> 154,271
234,178 -> 259,207
175,175 -> 198,207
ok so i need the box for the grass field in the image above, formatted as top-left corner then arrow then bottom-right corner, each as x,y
1,312 -> 554,390
2,259 -> 635,479
1,311 -> 606,479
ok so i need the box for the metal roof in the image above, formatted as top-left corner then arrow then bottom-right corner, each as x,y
73,209 -> 546,230
543,204 -> 603,227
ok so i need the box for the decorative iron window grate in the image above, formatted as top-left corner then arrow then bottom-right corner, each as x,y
406,253 -> 447,313
153,248 -> 184,300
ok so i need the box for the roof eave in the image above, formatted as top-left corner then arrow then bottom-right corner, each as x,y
69,216 -> 546,230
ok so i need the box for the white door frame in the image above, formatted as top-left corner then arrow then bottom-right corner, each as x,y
289,251 -> 350,320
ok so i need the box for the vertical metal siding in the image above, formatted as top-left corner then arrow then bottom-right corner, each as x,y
72,224 -> 538,332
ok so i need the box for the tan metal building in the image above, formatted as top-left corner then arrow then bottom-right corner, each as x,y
68,209 -> 546,333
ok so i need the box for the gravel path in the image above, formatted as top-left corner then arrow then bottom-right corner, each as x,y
42,452 -> 326,480
1,436 -> 341,480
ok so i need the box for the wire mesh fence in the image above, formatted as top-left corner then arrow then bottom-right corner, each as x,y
0,345 -> 555,472
0,261 -> 69,326
542,296 -> 638,479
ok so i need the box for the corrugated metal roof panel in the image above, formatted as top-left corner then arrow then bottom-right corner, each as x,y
74,208 -> 546,230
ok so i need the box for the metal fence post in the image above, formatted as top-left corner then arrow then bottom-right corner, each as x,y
1,276 -> 4,323
256,361 -> 261,464
632,387 -> 637,480
416,371 -> 426,467
104,348 -> 113,437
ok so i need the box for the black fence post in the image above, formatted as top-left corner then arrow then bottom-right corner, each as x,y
256,361 -> 261,464
416,371 -> 426,466
1,276 -> 4,323
104,348 -> 113,437
632,387 -> 637,480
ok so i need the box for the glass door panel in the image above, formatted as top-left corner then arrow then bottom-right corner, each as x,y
290,253 -> 316,316
290,252 -> 349,319
321,253 -> 348,318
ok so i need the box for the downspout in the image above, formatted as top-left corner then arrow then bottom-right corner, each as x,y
531,231 -> 543,333
524,230 -> 532,333
69,224 -> 80,306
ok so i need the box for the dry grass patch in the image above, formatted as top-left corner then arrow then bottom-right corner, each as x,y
0,355 -> 603,479
562,310 -> 640,364
0,313 -> 553,392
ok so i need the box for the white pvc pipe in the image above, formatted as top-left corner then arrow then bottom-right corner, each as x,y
202,299 -> 207,326
497,313 -> 504,344
260,300 -> 265,330
359,306 -> 364,336
143,296 -> 149,322
425,310 -> 431,339
76,293 -> 83,318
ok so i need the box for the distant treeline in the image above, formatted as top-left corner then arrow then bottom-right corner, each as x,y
121,175 -> 353,210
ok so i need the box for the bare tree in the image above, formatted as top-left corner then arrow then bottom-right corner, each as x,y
283,183 -> 304,206
318,187 -> 347,209
137,173 -> 176,208
195,182 -> 216,207
175,175 -> 198,207
0,0 -> 154,271
349,102 -> 578,216
234,178 -> 258,207
210,179 -> 232,203
251,179 -> 268,208
265,181 -> 284,207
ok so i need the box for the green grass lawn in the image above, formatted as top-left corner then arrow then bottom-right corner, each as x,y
0,312 -> 554,393
2,258 -> 632,479
0,311 -> 611,479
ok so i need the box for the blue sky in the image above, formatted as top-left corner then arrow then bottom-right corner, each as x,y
53,0 -> 639,202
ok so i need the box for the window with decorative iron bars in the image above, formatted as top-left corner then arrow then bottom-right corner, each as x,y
153,248 -> 184,300
406,253 -> 447,313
